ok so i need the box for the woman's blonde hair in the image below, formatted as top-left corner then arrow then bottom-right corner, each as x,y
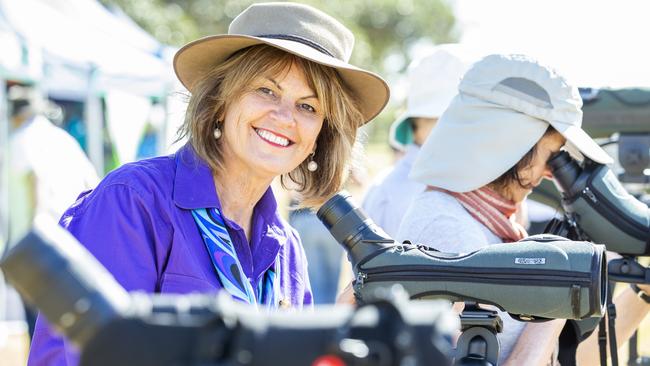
177,45 -> 365,208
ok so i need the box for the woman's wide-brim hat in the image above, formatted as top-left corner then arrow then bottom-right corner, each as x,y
410,54 -> 614,193
173,2 -> 389,124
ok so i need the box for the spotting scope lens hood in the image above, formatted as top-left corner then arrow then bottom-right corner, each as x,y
318,192 -> 607,320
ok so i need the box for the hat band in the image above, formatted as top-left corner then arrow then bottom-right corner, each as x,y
257,34 -> 336,58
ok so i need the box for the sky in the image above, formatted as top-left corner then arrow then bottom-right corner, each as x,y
452,0 -> 650,88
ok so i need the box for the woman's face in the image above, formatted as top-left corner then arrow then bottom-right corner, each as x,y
220,63 -> 325,180
507,132 -> 567,203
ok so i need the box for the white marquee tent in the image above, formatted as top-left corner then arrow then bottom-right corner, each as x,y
0,0 -> 184,243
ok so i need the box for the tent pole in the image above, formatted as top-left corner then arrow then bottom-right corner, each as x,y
85,65 -> 103,176
158,88 -> 169,157
0,76 -> 9,247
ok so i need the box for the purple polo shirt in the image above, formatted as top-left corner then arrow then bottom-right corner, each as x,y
28,144 -> 313,366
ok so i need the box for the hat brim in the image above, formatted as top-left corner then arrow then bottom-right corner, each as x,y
173,34 -> 389,124
409,95 -> 550,192
388,112 -> 413,150
553,123 -> 614,164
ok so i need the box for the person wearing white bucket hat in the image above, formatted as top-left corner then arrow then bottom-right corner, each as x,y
409,54 -> 612,194
361,44 -> 475,238
398,54 -> 650,365
28,3 -> 389,365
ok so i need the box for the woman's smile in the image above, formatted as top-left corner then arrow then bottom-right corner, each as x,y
254,127 -> 294,148
219,63 -> 324,180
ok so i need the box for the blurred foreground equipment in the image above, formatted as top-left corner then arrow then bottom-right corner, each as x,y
0,217 -> 457,366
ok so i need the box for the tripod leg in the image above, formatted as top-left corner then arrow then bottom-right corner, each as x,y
628,330 -> 650,366
629,331 -> 638,366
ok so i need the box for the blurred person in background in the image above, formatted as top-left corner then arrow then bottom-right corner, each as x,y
28,3 -> 388,365
337,45 -> 475,302
135,123 -> 159,160
398,54 -> 650,366
7,86 -> 99,244
288,201 -> 342,304
362,45 -> 474,238
4,85 -> 99,340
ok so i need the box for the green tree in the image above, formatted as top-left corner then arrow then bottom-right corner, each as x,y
100,0 -> 458,143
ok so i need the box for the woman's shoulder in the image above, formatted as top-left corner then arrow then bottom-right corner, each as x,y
405,189 -> 475,221
100,155 -> 176,195
398,190 -> 490,252
64,155 -> 176,218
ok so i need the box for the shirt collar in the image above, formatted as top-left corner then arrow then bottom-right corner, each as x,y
254,186 -> 279,222
173,144 -> 220,209
172,144 -> 279,220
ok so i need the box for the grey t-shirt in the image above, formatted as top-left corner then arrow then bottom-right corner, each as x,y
396,189 -> 527,364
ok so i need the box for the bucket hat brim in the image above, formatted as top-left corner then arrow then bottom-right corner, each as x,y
458,54 -> 613,165
174,34 -> 389,124
388,113 -> 413,150
553,123 -> 613,164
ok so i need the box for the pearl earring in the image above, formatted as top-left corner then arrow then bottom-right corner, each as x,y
213,124 -> 222,139
307,152 -> 318,172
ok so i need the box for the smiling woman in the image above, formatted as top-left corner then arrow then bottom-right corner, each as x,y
27,3 -> 389,366
180,45 -> 367,209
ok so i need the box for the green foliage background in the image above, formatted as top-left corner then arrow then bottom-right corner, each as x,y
100,0 -> 458,144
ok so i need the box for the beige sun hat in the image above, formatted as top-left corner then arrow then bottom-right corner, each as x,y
389,44 -> 477,150
410,53 -> 614,193
173,2 -> 389,124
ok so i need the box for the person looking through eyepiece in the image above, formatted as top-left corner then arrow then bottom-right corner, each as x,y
398,54 -> 649,366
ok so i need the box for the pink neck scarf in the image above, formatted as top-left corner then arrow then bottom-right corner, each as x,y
431,186 -> 527,242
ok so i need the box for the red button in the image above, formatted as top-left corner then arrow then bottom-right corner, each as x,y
312,355 -> 346,366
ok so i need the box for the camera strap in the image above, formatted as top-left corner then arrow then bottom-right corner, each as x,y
598,314 -> 607,365
598,285 -> 618,366
607,289 -> 619,366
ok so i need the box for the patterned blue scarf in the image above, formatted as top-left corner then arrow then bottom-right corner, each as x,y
192,208 -> 280,309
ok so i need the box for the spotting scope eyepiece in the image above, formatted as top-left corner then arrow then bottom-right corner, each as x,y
548,151 -> 650,256
318,192 -> 395,260
317,192 -> 607,320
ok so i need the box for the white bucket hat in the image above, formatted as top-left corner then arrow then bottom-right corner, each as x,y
410,54 -> 614,192
174,2 -> 389,124
389,44 -> 476,149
